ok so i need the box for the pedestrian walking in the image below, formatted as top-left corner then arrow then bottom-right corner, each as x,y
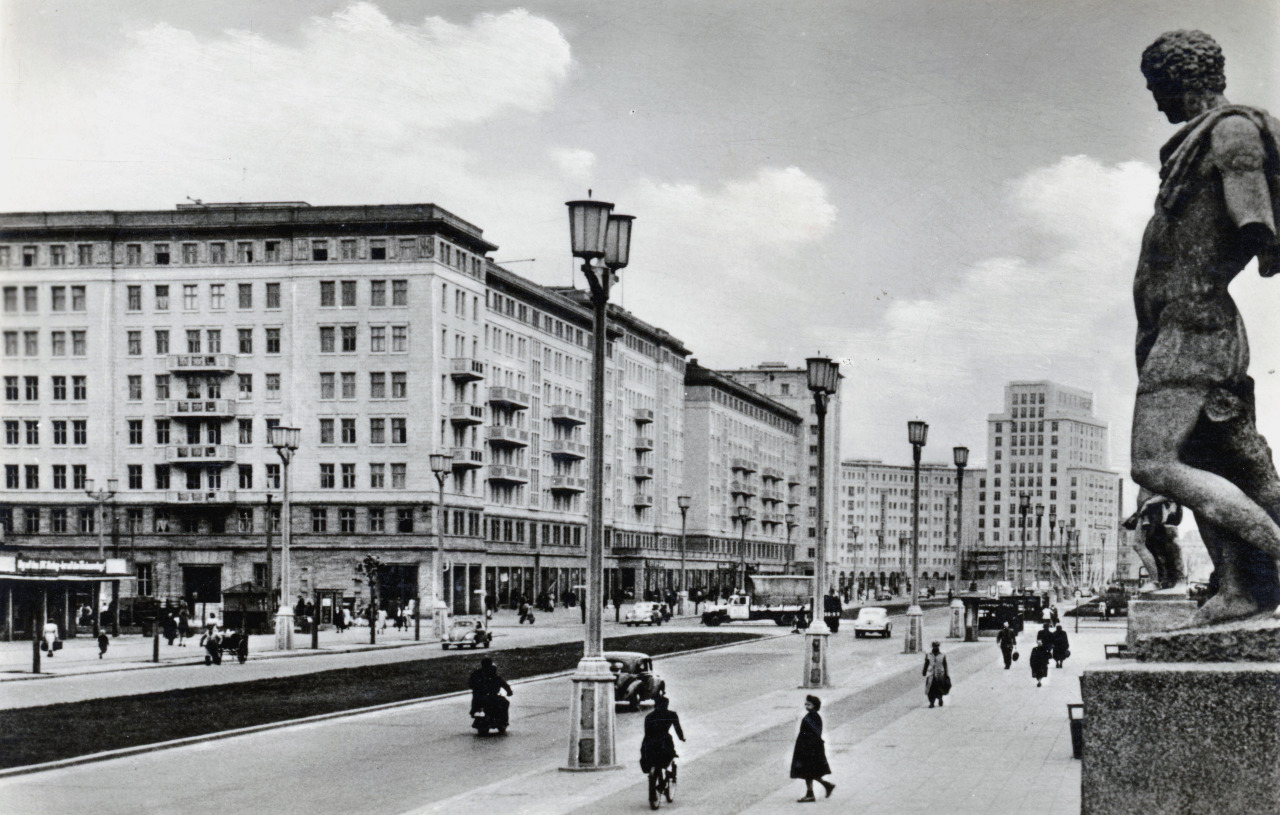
790,695 -> 835,802
996,621 -> 1018,669
177,607 -> 190,646
923,641 -> 950,707
1052,624 -> 1071,668
163,612 -> 178,646
42,620 -> 61,656
1030,642 -> 1051,687
518,597 -> 535,625
1050,604 -> 1060,626
1036,621 -> 1054,653
97,631 -> 110,658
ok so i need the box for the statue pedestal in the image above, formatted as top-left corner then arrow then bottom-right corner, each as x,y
1125,598 -> 1198,647
1080,661 -> 1280,814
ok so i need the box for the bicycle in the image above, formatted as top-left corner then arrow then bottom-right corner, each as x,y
648,760 -> 676,810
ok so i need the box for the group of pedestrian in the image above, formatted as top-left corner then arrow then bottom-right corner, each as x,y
994,617 -> 1071,687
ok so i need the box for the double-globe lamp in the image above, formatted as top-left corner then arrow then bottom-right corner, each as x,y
564,196 -> 632,771
803,356 -> 839,688
903,419 -> 928,654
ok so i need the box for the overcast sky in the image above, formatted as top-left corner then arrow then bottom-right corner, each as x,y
3,1 -> 1278,489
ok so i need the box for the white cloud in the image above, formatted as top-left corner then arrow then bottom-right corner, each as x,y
550,148 -> 596,183
1,4 -> 572,209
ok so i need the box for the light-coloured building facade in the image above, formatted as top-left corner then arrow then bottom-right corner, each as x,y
719,363 -> 841,584
682,361 -> 803,595
974,380 -> 1122,587
837,459 -> 982,598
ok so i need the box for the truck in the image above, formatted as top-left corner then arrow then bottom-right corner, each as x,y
700,575 -> 814,626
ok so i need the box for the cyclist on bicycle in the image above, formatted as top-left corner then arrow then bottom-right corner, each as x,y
639,694 -> 685,775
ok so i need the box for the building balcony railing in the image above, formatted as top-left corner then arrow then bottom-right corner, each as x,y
761,488 -> 784,504
485,425 -> 530,447
487,386 -> 530,410
164,399 -> 238,419
761,466 -> 784,482
633,465 -> 655,481
761,512 -> 782,526
451,445 -> 485,469
449,357 -> 487,382
634,436 -> 654,452
634,494 -> 654,508
166,444 -> 237,465
549,404 -> 588,426
167,353 -> 237,375
547,439 -> 587,460
788,474 -> 801,487
731,457 -> 758,474
166,489 -> 237,504
633,408 -> 654,425
488,464 -> 529,484
730,480 -> 756,497
448,403 -> 485,425
548,475 -> 588,493
786,498 -> 800,508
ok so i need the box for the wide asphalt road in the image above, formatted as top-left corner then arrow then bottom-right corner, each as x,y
1,608 -> 963,815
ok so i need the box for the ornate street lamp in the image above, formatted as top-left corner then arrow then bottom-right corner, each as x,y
565,196 -> 631,771
735,504 -> 753,594
429,454 -> 453,640
785,513 -> 797,575
804,356 -> 839,687
1035,503 -> 1045,590
1018,492 -> 1032,593
904,420 -> 928,654
952,446 -> 968,586
84,477 -> 119,638
850,525 -> 861,595
677,495 -> 691,613
269,425 -> 300,651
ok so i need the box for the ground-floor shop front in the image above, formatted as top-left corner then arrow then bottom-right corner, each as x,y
0,553 -> 133,640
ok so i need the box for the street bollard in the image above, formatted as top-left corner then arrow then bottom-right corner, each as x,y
1068,703 -> 1085,759
948,598 -> 964,638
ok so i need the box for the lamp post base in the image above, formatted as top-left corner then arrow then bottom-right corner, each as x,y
431,601 -> 449,641
903,605 -> 924,654
802,623 -> 831,688
274,608 -> 294,651
948,598 -> 964,638
677,590 -> 689,617
564,657 -> 620,771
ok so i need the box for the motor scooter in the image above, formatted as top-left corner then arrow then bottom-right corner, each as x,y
471,693 -> 511,735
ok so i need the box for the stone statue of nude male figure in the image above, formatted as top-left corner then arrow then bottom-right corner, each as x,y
1131,30 -> 1280,626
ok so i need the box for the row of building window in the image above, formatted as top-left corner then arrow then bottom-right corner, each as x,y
318,418 -> 408,445
129,328 -> 280,356
2,461 -> 411,492
318,325 -> 410,353
319,280 -> 409,308
2,285 -> 86,312
3,375 -> 88,401
0,239 -> 450,268
319,372 -> 408,400
4,419 -> 88,445
4,330 -> 89,357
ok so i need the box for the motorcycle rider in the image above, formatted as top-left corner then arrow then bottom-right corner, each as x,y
639,694 -> 685,777
468,657 -> 513,716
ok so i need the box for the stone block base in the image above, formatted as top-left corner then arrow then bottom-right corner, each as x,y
1125,599 -> 1198,648
1080,662 -> 1280,815
1137,614 -> 1280,662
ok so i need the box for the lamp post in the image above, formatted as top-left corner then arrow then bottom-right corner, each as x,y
1067,519 -> 1077,590
269,426 -> 300,651
1018,493 -> 1031,594
735,504 -> 752,593
850,525 -> 860,597
564,196 -> 631,771
677,495 -> 691,615
904,420 -> 928,654
1048,508 -> 1058,589
1035,503 -> 1045,591
785,513 -> 797,575
84,477 -> 118,638
429,454 -> 453,640
804,356 -> 839,687
952,447 -> 968,587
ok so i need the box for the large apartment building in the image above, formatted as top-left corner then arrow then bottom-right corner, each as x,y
837,459 -> 982,598
972,381 -> 1122,587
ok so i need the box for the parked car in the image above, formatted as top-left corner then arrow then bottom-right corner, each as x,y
852,606 -> 893,638
605,651 -> 666,710
624,602 -> 663,627
874,590 -> 894,602
441,618 -> 492,650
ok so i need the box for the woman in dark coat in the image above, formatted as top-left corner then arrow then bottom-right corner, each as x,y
1029,643 -> 1051,687
1051,624 -> 1070,668
790,695 -> 835,802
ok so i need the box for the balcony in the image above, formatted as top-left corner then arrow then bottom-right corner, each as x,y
634,494 -> 654,508
634,436 -> 654,452
164,399 -> 238,419
488,464 -> 529,484
549,404 -> 588,426
731,458 -> 758,474
487,386 -> 530,410
787,497 -> 800,508
547,439 -> 587,460
167,353 -> 237,375
485,425 -> 530,447
633,408 -> 654,425
451,445 -> 484,469
449,357 -> 486,382
762,466 -> 784,482
548,475 -> 588,493
448,403 -> 484,425
166,489 -> 237,505
633,465 -> 654,481
787,474 -> 801,487
166,444 -> 237,465
730,480 -> 756,497
761,512 -> 782,526
761,488 -> 784,504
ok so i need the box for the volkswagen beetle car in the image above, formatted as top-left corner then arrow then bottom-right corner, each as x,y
605,651 -> 666,710
624,602 -> 663,627
441,618 -> 492,650
853,606 -> 893,638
